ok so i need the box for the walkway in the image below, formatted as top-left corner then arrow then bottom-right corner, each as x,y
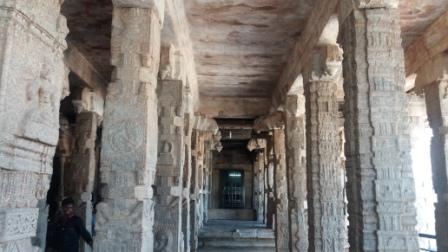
198,220 -> 275,252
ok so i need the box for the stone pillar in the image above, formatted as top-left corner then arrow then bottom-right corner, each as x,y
154,80 -> 185,252
182,107 -> 193,252
65,112 -> 99,252
190,129 -> 203,251
94,1 -> 163,251
266,138 -> 276,229
285,95 -> 308,252
0,0 -> 68,250
424,80 -> 448,251
305,43 -> 345,252
273,128 -> 290,252
407,93 -> 435,249
341,3 -> 419,251
254,151 -> 266,223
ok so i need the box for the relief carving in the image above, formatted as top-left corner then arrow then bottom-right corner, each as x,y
22,63 -> 58,145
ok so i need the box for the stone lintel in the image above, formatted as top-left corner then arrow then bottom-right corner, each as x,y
199,96 -> 271,118
272,0 -> 339,109
65,42 -> 108,91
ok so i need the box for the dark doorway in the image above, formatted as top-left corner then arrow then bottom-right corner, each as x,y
220,170 -> 245,209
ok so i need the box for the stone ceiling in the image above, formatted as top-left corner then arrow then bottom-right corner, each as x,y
61,0 -> 448,104
400,0 -> 448,48
62,0 -> 113,81
185,0 -> 315,98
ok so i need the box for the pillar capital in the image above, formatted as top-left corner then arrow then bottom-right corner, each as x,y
253,111 -> 285,133
112,0 -> 165,32
310,44 -> 343,82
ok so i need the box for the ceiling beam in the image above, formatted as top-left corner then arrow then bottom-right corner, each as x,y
65,41 -> 108,91
405,10 -> 448,76
271,0 -> 339,109
198,96 -> 271,119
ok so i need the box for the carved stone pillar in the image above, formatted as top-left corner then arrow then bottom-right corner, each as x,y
254,151 -> 266,223
305,44 -> 345,252
341,5 -> 419,251
273,128 -> 290,252
425,80 -> 448,251
266,138 -> 276,229
154,80 -> 185,252
190,130 -> 205,251
0,0 -> 68,250
182,102 -> 194,252
285,95 -> 308,252
94,1 -> 163,251
65,112 -> 99,252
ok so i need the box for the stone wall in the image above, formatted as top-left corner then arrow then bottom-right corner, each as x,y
0,0 -> 68,250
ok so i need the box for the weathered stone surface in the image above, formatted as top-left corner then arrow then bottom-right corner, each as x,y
341,8 -> 419,251
185,0 -> 314,101
424,80 -> 448,252
94,5 -> 161,251
272,129 -> 290,252
405,10 -> 448,76
154,80 -> 185,252
65,112 -> 98,252
0,0 -> 68,250
400,1 -> 448,49
305,44 -> 345,252
285,95 -> 308,252
272,0 -> 339,109
408,93 -> 436,250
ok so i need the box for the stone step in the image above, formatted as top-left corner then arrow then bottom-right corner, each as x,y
199,238 -> 275,248
198,247 -> 275,252
198,221 -> 275,252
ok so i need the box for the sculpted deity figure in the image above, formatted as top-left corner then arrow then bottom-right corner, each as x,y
23,64 -> 59,145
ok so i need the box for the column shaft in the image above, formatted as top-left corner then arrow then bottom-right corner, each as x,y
154,80 -> 185,252
425,80 -> 448,251
273,129 -> 290,252
66,112 -> 98,252
285,95 -> 308,252
341,7 -> 418,251
95,5 -> 162,251
305,45 -> 345,251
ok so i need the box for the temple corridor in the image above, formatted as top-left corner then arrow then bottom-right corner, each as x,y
1,0 -> 448,252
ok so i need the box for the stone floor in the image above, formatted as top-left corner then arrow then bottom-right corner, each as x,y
198,220 -> 275,252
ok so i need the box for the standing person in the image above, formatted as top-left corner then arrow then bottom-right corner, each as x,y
49,198 -> 93,252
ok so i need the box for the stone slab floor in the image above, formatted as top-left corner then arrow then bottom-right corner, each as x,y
198,220 -> 275,252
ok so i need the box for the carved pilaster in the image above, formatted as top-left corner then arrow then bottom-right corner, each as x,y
65,112 -> 98,252
95,3 -> 162,251
305,44 -> 345,252
0,0 -> 68,250
425,80 -> 448,251
341,7 -> 418,251
273,128 -> 290,252
285,95 -> 308,252
182,96 -> 194,252
154,80 -> 185,252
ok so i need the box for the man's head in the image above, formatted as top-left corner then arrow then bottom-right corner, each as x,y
61,198 -> 75,218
